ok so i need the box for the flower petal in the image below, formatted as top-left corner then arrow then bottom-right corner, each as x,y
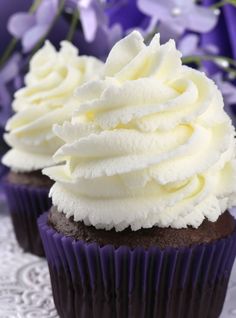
80,6 -> 98,42
178,34 -> 199,56
0,78 -> 11,126
137,0 -> 170,20
107,23 -> 122,48
79,0 -> 93,9
158,21 -> 184,42
214,74 -> 236,105
0,54 -> 21,83
22,25 -> 48,53
7,12 -> 35,38
183,6 -> 218,33
36,0 -> 59,25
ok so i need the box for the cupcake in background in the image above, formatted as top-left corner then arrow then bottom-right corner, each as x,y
39,31 -> 236,317
2,41 -> 104,256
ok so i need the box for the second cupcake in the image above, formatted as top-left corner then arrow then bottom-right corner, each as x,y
2,41 -> 104,256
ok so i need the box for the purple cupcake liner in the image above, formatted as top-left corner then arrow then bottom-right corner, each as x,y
38,212 -> 236,318
3,179 -> 51,256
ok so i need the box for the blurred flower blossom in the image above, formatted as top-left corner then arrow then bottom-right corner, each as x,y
0,54 -> 22,126
7,0 -> 59,52
137,0 -> 218,41
67,0 -> 107,42
178,34 -> 201,56
201,0 -> 236,76
178,33 -> 219,57
66,0 -> 122,58
213,73 -> 236,124
79,0 -> 106,42
214,73 -> 236,105
0,0 -> 32,56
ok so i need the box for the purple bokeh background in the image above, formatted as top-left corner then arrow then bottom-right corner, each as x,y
201,1 -> 236,124
202,1 -> 236,74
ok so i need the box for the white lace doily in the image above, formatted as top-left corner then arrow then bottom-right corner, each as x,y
0,198 -> 236,318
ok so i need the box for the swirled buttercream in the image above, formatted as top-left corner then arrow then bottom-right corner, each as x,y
44,31 -> 236,231
2,41 -> 104,172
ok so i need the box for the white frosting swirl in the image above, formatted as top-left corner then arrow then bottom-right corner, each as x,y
44,32 -> 236,231
2,41 -> 104,172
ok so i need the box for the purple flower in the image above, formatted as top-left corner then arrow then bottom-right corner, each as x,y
137,0 -> 218,41
68,0 -> 149,44
178,34 -> 202,57
201,1 -> 236,76
0,0 -> 32,56
178,33 -> 218,57
7,0 -> 59,53
79,0 -> 107,42
67,0 -> 107,42
66,0 -> 123,57
0,54 -> 22,126
214,73 -> 236,105
213,73 -> 236,124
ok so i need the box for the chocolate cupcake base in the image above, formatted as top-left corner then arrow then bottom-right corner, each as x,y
3,171 -> 53,256
38,212 -> 236,318
48,207 -> 235,249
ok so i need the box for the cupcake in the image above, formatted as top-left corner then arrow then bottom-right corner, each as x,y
2,41 -> 104,256
39,31 -> 236,317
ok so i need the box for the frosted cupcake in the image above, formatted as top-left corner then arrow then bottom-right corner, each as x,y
2,41 -> 104,256
39,32 -> 236,317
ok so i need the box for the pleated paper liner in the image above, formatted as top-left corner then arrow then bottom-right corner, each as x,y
38,212 -> 236,318
3,179 -> 51,256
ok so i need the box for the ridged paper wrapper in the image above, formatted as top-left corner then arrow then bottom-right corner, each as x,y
3,179 -> 51,256
38,212 -> 236,318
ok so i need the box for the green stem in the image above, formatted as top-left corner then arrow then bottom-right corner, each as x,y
0,39 -> 18,69
144,27 -> 159,44
211,0 -> 236,8
66,9 -> 79,42
30,0 -> 43,12
224,67 -> 236,78
211,0 -> 227,8
0,0 -> 43,69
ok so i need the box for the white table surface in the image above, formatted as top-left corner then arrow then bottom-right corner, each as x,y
0,199 -> 236,318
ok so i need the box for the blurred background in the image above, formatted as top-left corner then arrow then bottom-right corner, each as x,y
0,0 -> 236,176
